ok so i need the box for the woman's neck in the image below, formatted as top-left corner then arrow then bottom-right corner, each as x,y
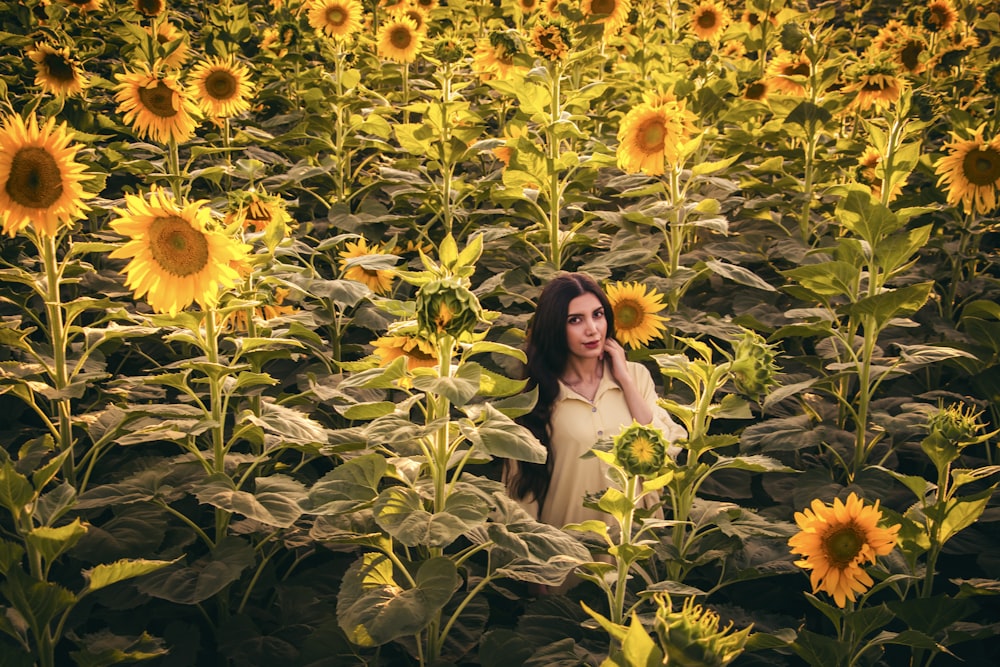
561,357 -> 603,386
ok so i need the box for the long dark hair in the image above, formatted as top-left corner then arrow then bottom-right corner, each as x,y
509,273 -> 617,507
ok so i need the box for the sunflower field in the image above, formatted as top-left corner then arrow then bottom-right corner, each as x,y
2,0 -> 1000,664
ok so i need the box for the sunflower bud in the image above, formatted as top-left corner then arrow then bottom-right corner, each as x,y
654,594 -> 751,667
729,330 -> 779,401
690,40 -> 713,62
612,422 -> 669,477
415,277 -> 483,338
779,22 -> 807,52
433,37 -> 466,63
927,403 -> 985,445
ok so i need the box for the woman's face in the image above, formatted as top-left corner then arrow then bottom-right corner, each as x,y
564,293 -> 607,362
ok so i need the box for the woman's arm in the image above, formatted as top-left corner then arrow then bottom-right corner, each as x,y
603,339 -> 654,425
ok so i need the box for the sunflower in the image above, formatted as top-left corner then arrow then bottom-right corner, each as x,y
743,78 -> 768,101
149,22 -> 190,69
984,63 -> 1000,97
857,146 -> 902,202
934,127 -> 1000,215
372,332 -> 438,370
415,0 -> 437,9
788,493 -> 900,608
896,35 -> 929,74
719,38 -> 746,60
60,0 -> 102,12
340,238 -> 395,294
582,0 -> 631,37
870,20 -> 908,51
513,0 -> 537,16
110,188 -> 249,316
844,61 -> 903,112
0,113 -> 92,238
765,50 -> 811,96
377,16 -> 424,63
530,19 -> 572,61
133,0 -> 164,17
923,0 -> 957,33
605,281 -> 669,349
307,0 -> 364,40
393,4 -> 429,34
221,287 -> 296,333
115,65 -> 200,144
224,190 -> 292,233
27,43 -> 86,98
616,95 -> 696,175
689,0 -> 730,42
472,31 -> 526,81
542,0 -> 562,18
188,56 -> 254,119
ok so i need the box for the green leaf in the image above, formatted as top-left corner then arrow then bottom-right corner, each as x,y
462,339 -> 527,363
0,538 -> 25,576
477,367 -> 527,398
26,519 -> 88,567
782,261 -> 858,299
619,612 -> 664,667
460,403 -> 546,462
306,453 -> 387,515
2,566 -> 77,631
136,537 -> 256,604
340,401 -> 397,420
846,282 -> 933,330
84,558 -> 178,592
927,487 -> 993,545
712,455 -> 797,473
887,595 -> 979,636
374,487 -> 489,548
69,630 -> 168,667
336,553 -> 460,647
411,362 -> 481,406
194,474 -> 306,528
241,400 -> 330,446
0,461 -> 34,517
705,259 -> 777,291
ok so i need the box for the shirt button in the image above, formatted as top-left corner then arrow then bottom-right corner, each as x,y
598,430 -> 603,436
592,407 -> 597,413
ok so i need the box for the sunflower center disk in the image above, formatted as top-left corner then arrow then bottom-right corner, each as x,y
139,82 -> 179,118
205,71 -> 237,101
824,526 -> 864,565
390,27 -> 412,49
6,147 -> 64,209
43,53 -> 75,82
963,148 -> 1000,185
616,302 -> 641,327
592,0 -> 614,15
637,119 -> 666,152
149,216 -> 210,277
698,12 -> 718,29
326,7 -> 346,26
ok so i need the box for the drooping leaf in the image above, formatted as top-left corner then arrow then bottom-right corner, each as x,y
305,453 -> 387,515
69,630 -> 168,667
84,558 -> 178,592
336,553 -> 460,647
460,403 -> 546,463
136,537 -> 256,604
194,474 -> 306,528
26,519 -> 88,568
373,487 -> 489,548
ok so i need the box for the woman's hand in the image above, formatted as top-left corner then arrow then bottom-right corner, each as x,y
603,338 -> 630,386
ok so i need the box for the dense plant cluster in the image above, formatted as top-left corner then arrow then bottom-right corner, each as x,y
1,0 -> 999,665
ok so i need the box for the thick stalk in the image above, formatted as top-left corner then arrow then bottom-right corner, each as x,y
441,64 -> 454,235
203,310 -> 230,543
41,234 -> 75,484
545,62 -> 563,269
611,475 -> 638,627
167,136 -> 182,200
850,315 -> 878,479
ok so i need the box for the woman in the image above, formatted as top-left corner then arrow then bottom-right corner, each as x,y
506,272 -> 685,529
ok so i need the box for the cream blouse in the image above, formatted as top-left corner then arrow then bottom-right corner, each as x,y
514,360 -> 686,529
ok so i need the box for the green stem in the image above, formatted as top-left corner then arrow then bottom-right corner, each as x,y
850,315 -> 878,479
203,309 -> 230,544
167,136 -> 182,200
40,234 -> 75,485
611,475 -> 638,626
441,64 -> 454,235
546,61 -> 563,269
